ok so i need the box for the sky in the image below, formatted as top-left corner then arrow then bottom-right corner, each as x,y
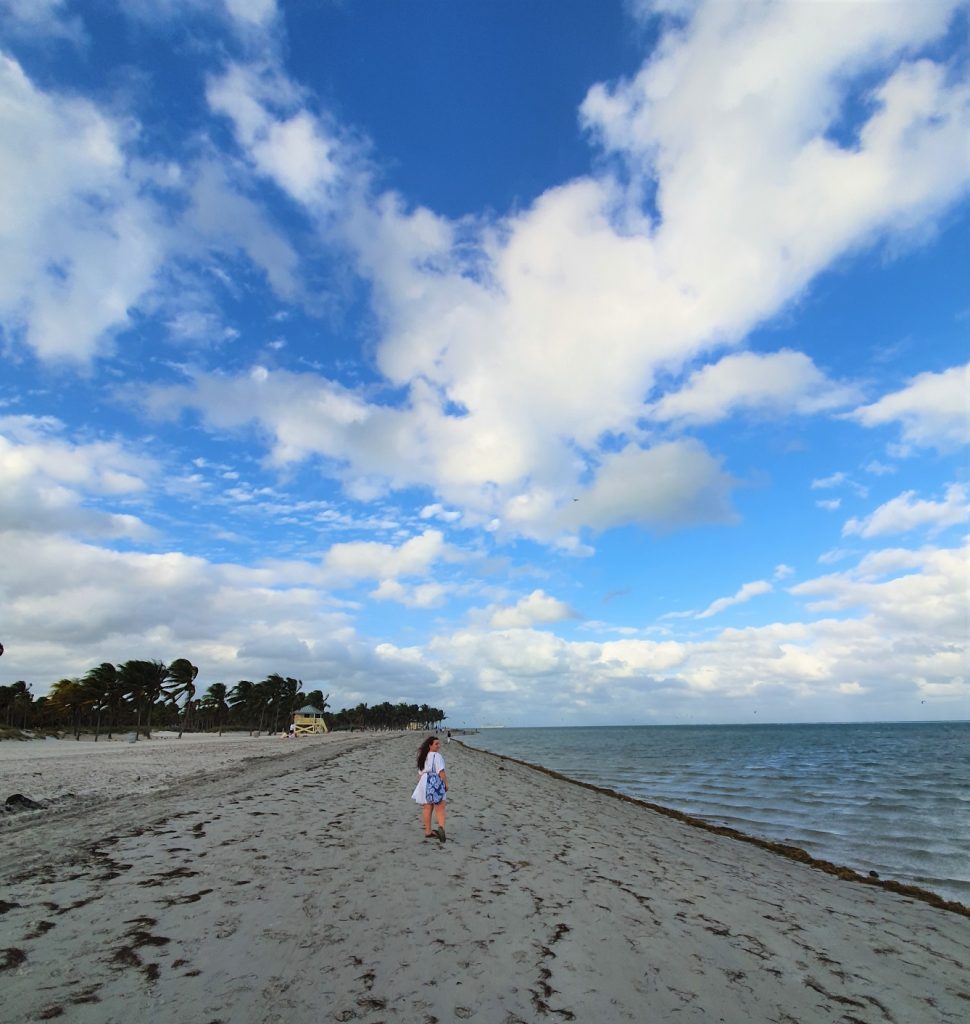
0,0 -> 968,727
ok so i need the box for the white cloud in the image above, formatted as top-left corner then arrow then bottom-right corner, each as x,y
371,579 -> 450,609
696,580 -> 772,620
0,56 -> 308,364
0,55 -> 167,361
426,539 -> 967,720
489,590 -> 579,629
817,499 -> 841,511
647,350 -> 859,426
224,0 -> 278,27
789,543 -> 967,641
207,63 -> 348,210
850,363 -> 969,451
182,159 -> 301,300
149,370 -> 739,542
843,483 -> 969,538
420,503 -> 462,523
560,440 -> 737,536
0,0 -> 84,43
165,2 -> 970,550
0,415 -> 155,539
581,2 -> 969,347
115,0 -> 278,35
0,527 -> 438,699
811,472 -> 867,498
321,529 -> 447,584
1,509 -> 964,723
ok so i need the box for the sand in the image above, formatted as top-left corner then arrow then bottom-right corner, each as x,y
0,730 -> 338,813
1,733 -> 968,1023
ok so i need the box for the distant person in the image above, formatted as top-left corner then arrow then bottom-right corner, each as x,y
288,723 -> 296,739
446,731 -> 452,743
412,735 -> 448,842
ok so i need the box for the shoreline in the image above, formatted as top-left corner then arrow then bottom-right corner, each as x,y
3,734 -> 969,1022
462,742 -> 970,919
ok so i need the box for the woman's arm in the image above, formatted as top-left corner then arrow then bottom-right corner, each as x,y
439,769 -> 448,791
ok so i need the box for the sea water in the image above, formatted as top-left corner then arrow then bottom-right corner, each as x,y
462,721 -> 970,905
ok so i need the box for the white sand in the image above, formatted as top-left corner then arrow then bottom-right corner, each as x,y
0,730 -> 339,809
2,734 -> 968,1023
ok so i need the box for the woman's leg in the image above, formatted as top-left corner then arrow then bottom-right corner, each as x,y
433,801 -> 446,831
422,802 -> 434,835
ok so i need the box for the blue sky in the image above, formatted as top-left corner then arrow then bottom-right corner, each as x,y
1,0 -> 967,727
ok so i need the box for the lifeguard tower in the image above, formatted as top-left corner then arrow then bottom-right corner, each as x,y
292,704 -> 329,735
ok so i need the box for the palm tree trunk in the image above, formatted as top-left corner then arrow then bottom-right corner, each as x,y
177,700 -> 190,739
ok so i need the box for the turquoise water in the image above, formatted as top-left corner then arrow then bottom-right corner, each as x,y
462,722 -> 970,905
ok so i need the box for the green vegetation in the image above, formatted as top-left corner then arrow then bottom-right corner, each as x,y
0,668 -> 445,739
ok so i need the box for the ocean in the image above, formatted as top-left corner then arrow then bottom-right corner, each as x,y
461,721 -> 970,905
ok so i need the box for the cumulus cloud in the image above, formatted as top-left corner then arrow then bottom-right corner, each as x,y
159,1 -> 970,549
0,415 -> 155,539
0,55 -> 167,361
843,483 -> 969,538
695,580 -> 772,620
581,2 -> 969,337
488,590 -> 579,629
370,579 -> 451,609
789,543 -> 967,641
420,503 -> 462,523
647,350 -> 859,426
207,62 -> 351,210
850,363 -> 969,451
567,441 -> 737,535
425,539 -> 967,720
321,529 -> 447,584
149,370 -> 739,541
0,55 -> 307,363
0,527 -> 438,699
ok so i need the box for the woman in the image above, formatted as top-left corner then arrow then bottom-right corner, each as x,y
411,735 -> 448,842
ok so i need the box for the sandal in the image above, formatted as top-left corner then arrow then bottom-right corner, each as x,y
435,827 -> 446,843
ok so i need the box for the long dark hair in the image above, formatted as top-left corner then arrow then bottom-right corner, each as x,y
416,735 -> 437,770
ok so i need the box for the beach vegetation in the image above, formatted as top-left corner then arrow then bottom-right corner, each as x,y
0,681 -> 33,731
0,663 -> 445,739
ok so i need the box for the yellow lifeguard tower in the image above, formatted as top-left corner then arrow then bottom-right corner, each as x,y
292,704 -> 329,735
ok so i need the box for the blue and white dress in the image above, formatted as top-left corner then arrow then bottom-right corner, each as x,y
411,751 -> 446,805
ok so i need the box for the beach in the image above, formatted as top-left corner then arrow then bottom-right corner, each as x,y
1,733 -> 968,1023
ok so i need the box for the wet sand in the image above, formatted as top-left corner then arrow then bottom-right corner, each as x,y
2,733 -> 968,1023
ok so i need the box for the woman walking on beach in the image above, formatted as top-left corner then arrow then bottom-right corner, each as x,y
412,735 -> 448,842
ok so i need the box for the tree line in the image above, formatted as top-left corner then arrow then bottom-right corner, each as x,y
0,662 -> 446,739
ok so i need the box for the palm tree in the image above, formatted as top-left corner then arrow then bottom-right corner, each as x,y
199,682 -> 229,735
0,682 -> 31,728
47,678 -> 87,739
81,663 -> 120,741
119,660 -> 168,739
166,658 -> 199,738
228,680 -> 258,733
257,674 -> 300,733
